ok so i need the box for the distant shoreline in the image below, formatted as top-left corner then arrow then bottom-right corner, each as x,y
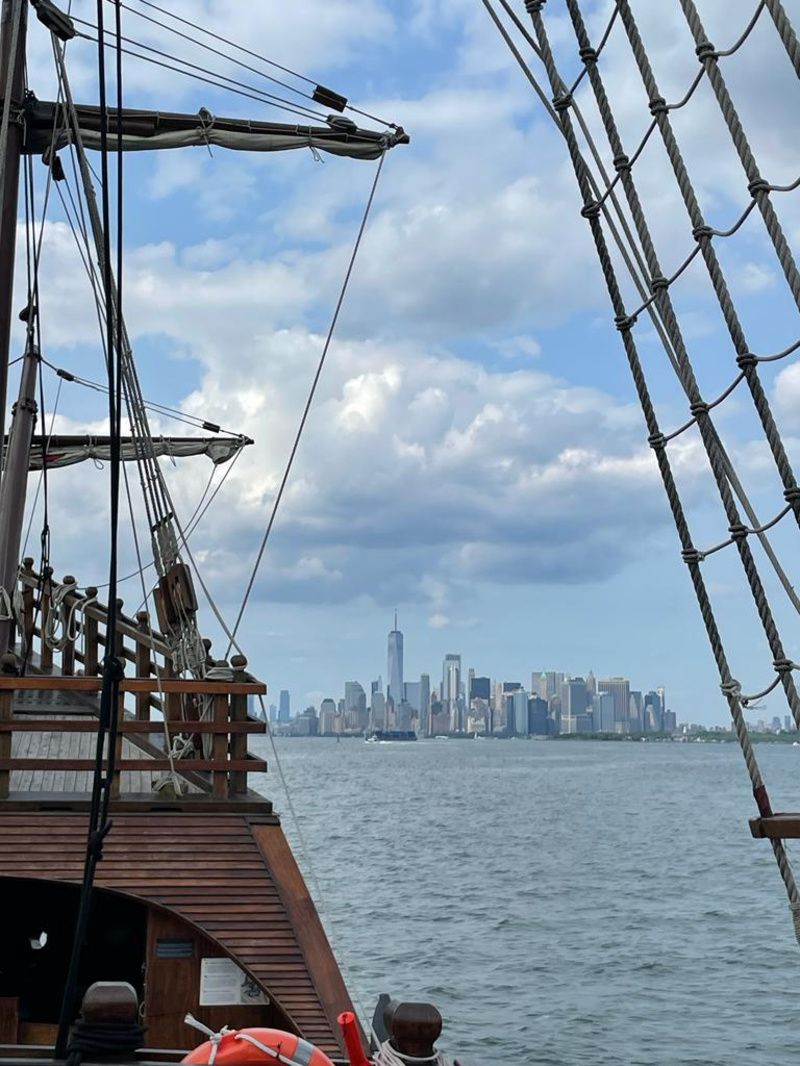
276,730 -> 800,743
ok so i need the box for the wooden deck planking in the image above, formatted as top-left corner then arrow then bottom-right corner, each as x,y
7,708 -> 206,796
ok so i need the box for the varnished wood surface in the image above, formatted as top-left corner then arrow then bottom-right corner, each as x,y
251,823 -> 366,1053
0,679 -> 266,695
0,721 -> 265,733
0,814 -> 349,1057
750,813 -> 800,838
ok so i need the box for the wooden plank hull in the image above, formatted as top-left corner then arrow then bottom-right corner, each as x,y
0,812 -> 355,1058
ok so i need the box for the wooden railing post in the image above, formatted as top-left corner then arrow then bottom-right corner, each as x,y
61,575 -> 76,676
40,567 -> 53,672
230,654 -> 250,795
135,611 -> 151,720
0,655 -> 14,799
84,587 -> 99,676
162,657 -> 183,723
213,681 -> 229,800
20,557 -> 34,657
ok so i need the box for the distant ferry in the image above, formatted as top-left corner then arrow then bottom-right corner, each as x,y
365,729 -> 418,743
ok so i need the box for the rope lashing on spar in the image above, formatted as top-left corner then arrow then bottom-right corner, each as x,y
483,0 -> 800,943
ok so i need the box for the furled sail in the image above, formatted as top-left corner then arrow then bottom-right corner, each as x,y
3,433 -> 251,471
25,101 -> 409,161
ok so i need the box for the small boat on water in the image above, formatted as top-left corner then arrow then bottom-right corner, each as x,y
365,730 -> 417,743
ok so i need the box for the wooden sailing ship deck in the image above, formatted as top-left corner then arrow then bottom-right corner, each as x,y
0,565 -> 356,1061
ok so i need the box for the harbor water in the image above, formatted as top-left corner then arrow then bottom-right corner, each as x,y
252,738 -> 800,1065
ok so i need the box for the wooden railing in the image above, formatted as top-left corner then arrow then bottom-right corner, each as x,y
0,561 -> 269,801
15,558 -> 205,713
0,676 -> 268,800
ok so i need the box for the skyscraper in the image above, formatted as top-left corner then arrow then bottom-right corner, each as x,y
344,681 -> 367,715
442,654 -> 461,732
278,689 -> 291,723
560,677 -> 587,734
512,689 -> 529,736
420,673 -> 431,736
598,677 -> 630,731
387,612 -> 404,703
470,675 -> 491,701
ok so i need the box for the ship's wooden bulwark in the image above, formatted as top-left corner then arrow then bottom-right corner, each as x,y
0,812 -> 350,1056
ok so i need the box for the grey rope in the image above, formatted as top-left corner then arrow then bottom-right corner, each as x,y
610,0 -> 800,543
571,0 -> 800,660
524,0 -> 800,936
679,0 -> 800,312
765,0 -> 800,71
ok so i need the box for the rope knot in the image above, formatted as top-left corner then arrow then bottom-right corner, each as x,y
736,351 -> 757,369
553,92 -> 573,113
681,546 -> 702,565
748,176 -> 769,198
580,199 -> 601,219
720,678 -> 741,698
647,431 -> 666,452
689,399 -> 709,418
578,45 -> 598,65
614,312 -> 636,332
695,40 -> 717,62
613,152 -> 631,174
650,274 -> 669,293
524,0 -> 544,12
691,223 -> 713,243
88,821 -> 112,861
727,521 -> 748,543
773,657 -> 795,675
648,96 -> 667,116
783,486 -> 800,504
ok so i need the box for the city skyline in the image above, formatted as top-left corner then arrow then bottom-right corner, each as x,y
272,615 -> 678,738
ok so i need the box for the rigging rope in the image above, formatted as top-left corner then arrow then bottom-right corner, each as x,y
225,151 -> 386,654
106,0 -> 396,128
73,21 -> 333,125
488,0 -> 800,942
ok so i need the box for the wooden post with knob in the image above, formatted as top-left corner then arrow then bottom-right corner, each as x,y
213,667 -> 229,800
84,587 -> 99,675
382,1000 -> 443,1065
230,653 -> 250,795
135,610 -> 151,720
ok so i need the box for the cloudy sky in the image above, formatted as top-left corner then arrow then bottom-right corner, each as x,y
12,0 -> 800,724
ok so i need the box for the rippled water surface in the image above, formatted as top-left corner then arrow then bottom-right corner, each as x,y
252,738 -> 800,1065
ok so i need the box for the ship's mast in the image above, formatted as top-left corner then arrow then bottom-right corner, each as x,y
0,0 -> 27,449
0,0 -> 28,655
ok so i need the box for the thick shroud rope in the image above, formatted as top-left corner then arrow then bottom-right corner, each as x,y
496,0 -> 800,941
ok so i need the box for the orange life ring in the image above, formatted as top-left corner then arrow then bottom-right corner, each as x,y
182,1027 -> 337,1066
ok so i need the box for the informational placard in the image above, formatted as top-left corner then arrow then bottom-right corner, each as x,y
199,957 -> 268,1006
